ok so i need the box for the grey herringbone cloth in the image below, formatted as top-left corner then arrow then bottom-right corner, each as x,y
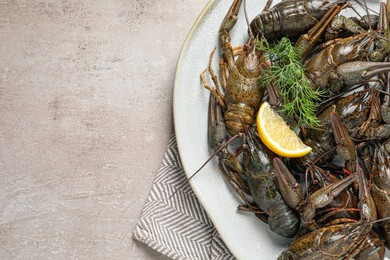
133,134 -> 235,260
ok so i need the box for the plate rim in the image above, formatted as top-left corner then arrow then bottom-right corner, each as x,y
173,0 -> 246,258
172,1 -> 387,259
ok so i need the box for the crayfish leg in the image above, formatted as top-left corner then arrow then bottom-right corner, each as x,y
200,49 -> 226,109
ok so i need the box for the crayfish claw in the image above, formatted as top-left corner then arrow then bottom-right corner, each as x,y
273,157 -> 304,210
208,94 -> 227,152
357,165 -> 377,222
306,173 -> 358,211
207,94 -> 243,173
330,111 -> 357,172
333,61 -> 390,89
295,4 -> 341,59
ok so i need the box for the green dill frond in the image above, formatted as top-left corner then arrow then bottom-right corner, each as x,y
257,37 -> 325,127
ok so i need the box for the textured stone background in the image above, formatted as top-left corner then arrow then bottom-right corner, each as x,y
0,0 -> 208,259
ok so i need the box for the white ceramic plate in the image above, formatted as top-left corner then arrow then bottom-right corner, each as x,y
174,0 -> 387,259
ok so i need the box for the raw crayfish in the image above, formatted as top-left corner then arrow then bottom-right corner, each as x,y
250,0 -> 348,40
197,0 -> 390,257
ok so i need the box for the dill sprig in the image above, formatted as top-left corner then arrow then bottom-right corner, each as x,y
258,37 -> 325,127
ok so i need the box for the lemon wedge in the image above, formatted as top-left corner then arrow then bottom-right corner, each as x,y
256,102 -> 312,158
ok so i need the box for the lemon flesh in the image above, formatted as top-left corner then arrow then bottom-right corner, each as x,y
256,102 -> 312,158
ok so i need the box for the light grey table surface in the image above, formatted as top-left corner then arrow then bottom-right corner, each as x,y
0,0 -> 209,259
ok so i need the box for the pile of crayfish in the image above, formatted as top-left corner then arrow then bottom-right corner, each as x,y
199,0 -> 390,259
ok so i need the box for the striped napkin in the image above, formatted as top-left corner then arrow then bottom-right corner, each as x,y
133,134 -> 235,260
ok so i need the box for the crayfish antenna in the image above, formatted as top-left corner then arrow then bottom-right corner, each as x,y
370,216 -> 390,224
355,0 -> 379,16
244,0 -> 253,40
167,133 -> 240,199
317,84 -> 365,109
